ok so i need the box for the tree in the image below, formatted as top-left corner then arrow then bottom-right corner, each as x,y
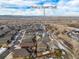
7,40 -> 11,44
0,45 -> 2,48
54,49 -> 62,59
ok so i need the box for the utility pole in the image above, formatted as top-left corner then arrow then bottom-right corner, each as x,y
44,6 -> 45,16
43,5 -> 46,24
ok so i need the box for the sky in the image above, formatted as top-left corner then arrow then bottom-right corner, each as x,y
0,0 -> 79,16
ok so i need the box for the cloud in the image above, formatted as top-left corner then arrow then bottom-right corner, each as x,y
0,8 -> 44,16
52,0 -> 79,16
0,0 -> 79,16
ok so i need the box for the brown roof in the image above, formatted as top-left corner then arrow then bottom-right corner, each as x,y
12,49 -> 30,57
37,42 -> 47,48
21,39 -> 33,43
20,42 -> 34,48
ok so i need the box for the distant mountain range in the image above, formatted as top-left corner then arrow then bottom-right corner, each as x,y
0,15 -> 79,20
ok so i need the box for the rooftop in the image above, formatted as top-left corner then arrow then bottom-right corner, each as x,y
12,49 -> 30,57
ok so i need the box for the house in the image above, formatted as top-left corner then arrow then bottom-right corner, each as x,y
23,33 -> 34,42
20,33 -> 35,48
37,42 -> 47,53
0,25 -> 11,36
42,33 -> 51,43
0,29 -> 17,48
0,34 -> 12,48
47,41 -> 58,51
33,24 -> 44,32
12,49 -> 30,59
20,41 -> 34,48
72,29 -> 79,32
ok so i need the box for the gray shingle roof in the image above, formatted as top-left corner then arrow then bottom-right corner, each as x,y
13,49 -> 30,57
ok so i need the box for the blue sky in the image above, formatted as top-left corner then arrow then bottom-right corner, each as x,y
0,0 -> 79,16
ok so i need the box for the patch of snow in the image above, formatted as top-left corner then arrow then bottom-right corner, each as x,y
0,48 -> 7,54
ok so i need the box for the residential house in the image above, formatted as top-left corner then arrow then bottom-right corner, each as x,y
37,42 -> 47,53
12,49 -> 30,59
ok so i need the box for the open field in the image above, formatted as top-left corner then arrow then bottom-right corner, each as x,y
0,16 -> 79,24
